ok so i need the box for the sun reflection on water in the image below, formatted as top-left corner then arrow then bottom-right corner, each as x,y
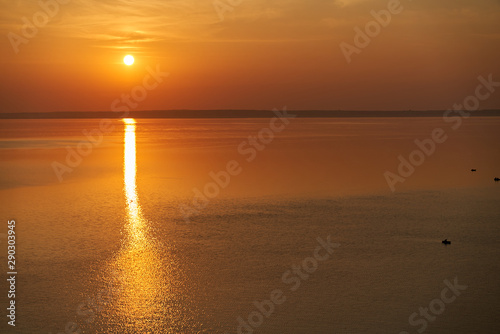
109,118 -> 169,331
123,118 -> 145,243
94,119 -> 197,333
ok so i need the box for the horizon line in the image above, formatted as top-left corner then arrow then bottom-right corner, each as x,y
1,109 -> 500,119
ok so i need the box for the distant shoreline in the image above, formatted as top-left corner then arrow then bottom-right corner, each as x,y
1,110 -> 500,119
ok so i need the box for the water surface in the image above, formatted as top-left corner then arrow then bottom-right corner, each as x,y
0,117 -> 499,333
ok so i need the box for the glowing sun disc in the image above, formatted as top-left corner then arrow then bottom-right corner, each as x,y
124,55 -> 135,66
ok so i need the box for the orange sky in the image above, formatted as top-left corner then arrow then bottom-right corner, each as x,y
0,0 -> 499,112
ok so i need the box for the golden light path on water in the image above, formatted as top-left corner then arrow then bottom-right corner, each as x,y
106,118 -> 175,332
123,118 -> 145,242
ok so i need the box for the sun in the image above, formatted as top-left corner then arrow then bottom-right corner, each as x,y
124,55 -> 135,66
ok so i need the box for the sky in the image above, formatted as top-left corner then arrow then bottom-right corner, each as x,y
0,0 -> 499,112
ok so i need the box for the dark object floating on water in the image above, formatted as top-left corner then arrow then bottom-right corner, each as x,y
471,169 -> 476,172
494,177 -> 500,182
442,239 -> 451,245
